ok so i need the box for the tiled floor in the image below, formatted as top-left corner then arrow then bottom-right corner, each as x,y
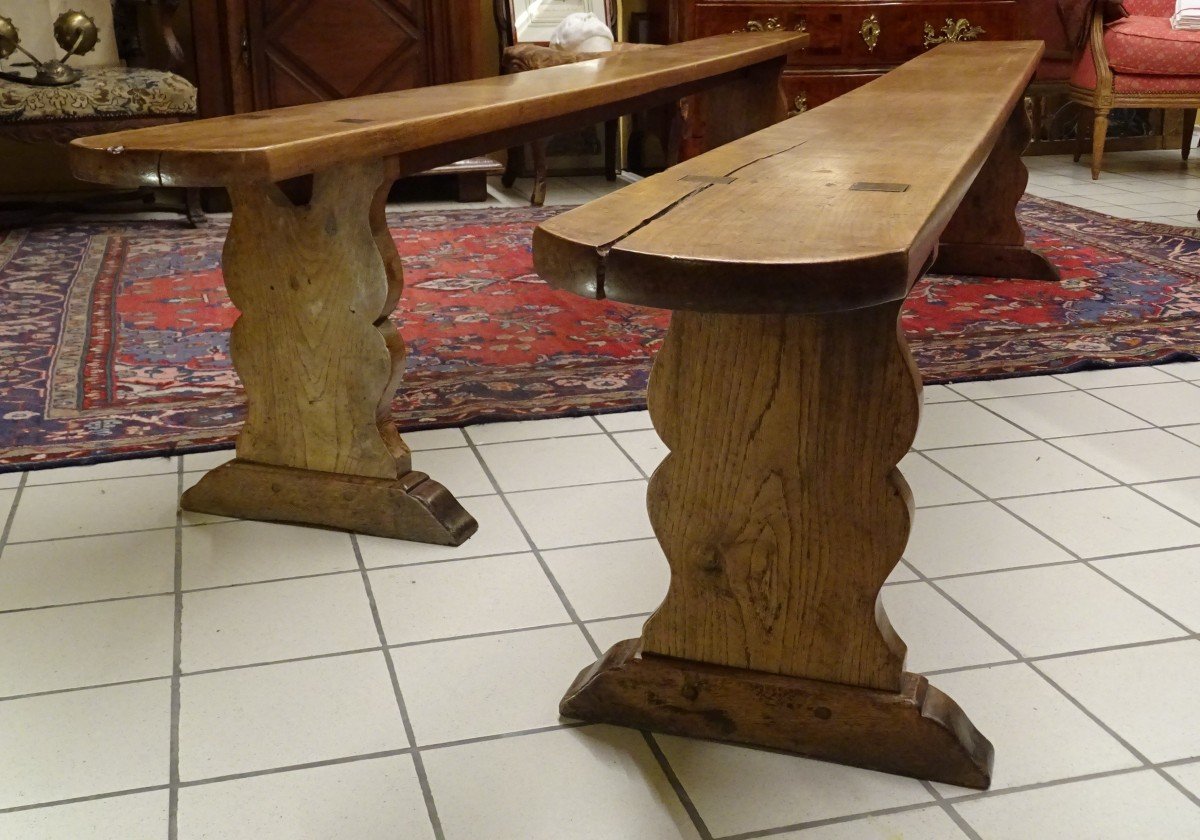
3,151 -> 1200,839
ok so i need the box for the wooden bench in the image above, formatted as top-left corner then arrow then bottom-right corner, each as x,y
67,31 -> 807,544
535,41 -> 1055,790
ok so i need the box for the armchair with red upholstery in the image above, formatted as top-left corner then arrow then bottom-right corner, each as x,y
1068,0 -> 1200,178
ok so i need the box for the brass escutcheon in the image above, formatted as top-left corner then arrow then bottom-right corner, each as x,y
860,14 -> 881,52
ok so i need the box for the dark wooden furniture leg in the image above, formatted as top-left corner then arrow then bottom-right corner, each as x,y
181,158 -> 478,544
604,118 -> 620,181
562,305 -> 993,789
531,137 -> 549,207
502,145 -> 523,188
1183,109 -> 1197,162
931,101 -> 1060,281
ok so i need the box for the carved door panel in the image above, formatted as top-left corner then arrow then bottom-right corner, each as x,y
247,0 -> 441,110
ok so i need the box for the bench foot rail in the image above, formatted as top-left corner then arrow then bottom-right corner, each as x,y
562,639 -> 993,789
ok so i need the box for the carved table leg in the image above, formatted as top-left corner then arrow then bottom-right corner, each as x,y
931,100 -> 1060,282
181,158 -> 477,545
561,305 -> 993,788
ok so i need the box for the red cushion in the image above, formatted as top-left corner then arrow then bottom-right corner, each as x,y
1122,0 -> 1174,16
1072,43 -> 1200,91
1104,16 -> 1200,75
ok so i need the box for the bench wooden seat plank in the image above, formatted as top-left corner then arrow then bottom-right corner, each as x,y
66,31 -> 806,544
70,32 -> 803,189
537,41 -> 1054,790
536,41 -> 1056,315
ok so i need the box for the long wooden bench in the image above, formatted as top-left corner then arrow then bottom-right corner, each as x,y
535,41 -> 1055,789
67,31 -> 807,544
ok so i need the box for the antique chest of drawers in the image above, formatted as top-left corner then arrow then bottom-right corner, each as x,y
672,1 -> 1027,116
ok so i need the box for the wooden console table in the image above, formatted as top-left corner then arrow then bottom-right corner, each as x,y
69,31 -> 807,544
535,40 -> 1056,788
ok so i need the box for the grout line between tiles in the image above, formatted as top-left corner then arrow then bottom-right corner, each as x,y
167,460 -> 184,840
351,533 -> 444,840
922,780 -> 984,840
0,784 -> 172,816
460,431 -> 717,840
176,747 -> 416,790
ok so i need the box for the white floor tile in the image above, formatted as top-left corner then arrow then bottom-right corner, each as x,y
1093,546 -> 1200,631
8,474 -> 181,542
400,426 -> 468,450
179,652 -> 408,781
1138,477 -> 1200,524
931,663 -> 1139,794
905,501 -> 1075,578
882,583 -> 1015,672
464,416 -> 600,445
181,520 -> 356,590
938,564 -> 1183,657
1164,361 -> 1200,381
899,453 -> 982,507
393,625 -> 595,745
1054,367 -> 1178,389
507,480 -> 652,549
0,596 -> 174,696
181,573 -> 380,671
947,376 -> 1072,399
0,790 -> 168,840
656,735 -> 932,836
584,614 -> 649,652
477,435 -> 641,492
1054,429 -> 1200,483
922,384 -> 967,403
24,457 -> 177,485
423,726 -> 700,840
357,495 -> 530,567
1038,640 -> 1200,763
543,538 -> 670,620
411,447 -> 493,497
0,473 -> 22,489
370,553 -> 568,644
982,391 -> 1150,438
177,755 -> 435,840
1002,486 -> 1200,558
595,409 -> 653,431
771,806 -> 968,839
0,530 -> 175,611
0,680 -> 170,809
1166,760 -> 1200,799
612,429 -> 668,475
928,440 -> 1113,498
955,770 -> 1200,840
181,450 -> 234,473
1093,382 -> 1200,427
912,403 -> 1032,450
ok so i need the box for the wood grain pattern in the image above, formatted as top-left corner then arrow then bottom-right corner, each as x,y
68,32 -> 806,187
640,305 -> 919,692
533,41 -> 1049,314
561,639 -> 994,789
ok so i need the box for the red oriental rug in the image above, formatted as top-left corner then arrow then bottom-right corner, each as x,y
2,197 -> 1199,471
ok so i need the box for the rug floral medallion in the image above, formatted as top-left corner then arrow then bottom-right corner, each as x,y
2,198 -> 1199,470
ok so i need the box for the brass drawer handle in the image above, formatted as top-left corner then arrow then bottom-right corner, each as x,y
789,94 -> 809,116
860,15 -> 881,52
744,17 -> 783,31
923,18 -> 985,47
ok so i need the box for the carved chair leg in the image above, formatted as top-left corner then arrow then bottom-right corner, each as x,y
502,145 -> 523,188
181,158 -> 477,545
531,137 -> 549,207
562,305 -> 993,788
1183,109 -> 1197,162
1092,108 -> 1110,180
931,100 -> 1059,281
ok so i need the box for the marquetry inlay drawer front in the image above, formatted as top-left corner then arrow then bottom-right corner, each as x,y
692,1 -> 1018,67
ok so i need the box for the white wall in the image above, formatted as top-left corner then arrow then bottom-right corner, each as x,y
3,0 -> 119,69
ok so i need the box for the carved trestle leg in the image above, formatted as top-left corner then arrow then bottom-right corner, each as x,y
931,100 -> 1061,282
181,158 -> 477,545
561,304 -> 994,789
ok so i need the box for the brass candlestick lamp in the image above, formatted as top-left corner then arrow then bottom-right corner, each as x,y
0,10 -> 100,86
